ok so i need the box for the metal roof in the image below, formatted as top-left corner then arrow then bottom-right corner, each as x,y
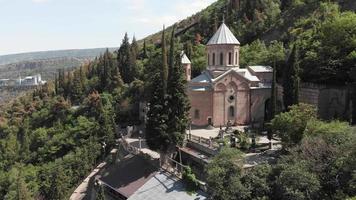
128,171 -> 208,200
207,23 -> 240,45
190,71 -> 212,83
248,66 -> 273,73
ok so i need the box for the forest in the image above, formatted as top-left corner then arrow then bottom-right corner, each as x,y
0,0 -> 355,199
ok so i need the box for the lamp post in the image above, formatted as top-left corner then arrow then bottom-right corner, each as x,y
139,130 -> 143,150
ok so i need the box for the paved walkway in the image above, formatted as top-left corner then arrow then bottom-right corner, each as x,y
125,138 -> 160,159
187,126 -> 247,139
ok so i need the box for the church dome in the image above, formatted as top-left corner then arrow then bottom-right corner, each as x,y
207,23 -> 240,45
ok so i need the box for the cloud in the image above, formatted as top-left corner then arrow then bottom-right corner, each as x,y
125,0 -> 146,11
132,0 -> 216,28
175,0 -> 217,18
32,0 -> 49,3
135,15 -> 179,27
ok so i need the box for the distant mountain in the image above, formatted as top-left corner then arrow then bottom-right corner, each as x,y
0,48 -> 117,80
0,48 -> 116,65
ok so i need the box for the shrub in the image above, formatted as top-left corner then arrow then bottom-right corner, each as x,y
182,166 -> 199,192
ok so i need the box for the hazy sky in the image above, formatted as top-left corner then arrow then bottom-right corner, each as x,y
0,0 -> 216,55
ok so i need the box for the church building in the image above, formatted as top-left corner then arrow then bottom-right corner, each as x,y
182,23 -> 273,127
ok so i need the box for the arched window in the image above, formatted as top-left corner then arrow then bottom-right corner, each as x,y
229,106 -> 235,117
194,109 -> 200,119
212,53 -> 216,65
220,52 -> 224,65
228,52 -> 232,65
235,52 -> 238,65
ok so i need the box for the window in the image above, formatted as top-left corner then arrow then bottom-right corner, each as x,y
229,95 -> 235,101
235,52 -> 238,65
194,109 -> 200,119
220,52 -> 224,65
208,117 -> 212,125
228,52 -> 232,65
212,53 -> 216,65
208,54 -> 210,65
229,106 -> 235,117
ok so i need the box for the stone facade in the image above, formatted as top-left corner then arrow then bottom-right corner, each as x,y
186,23 -> 273,127
278,83 -> 351,121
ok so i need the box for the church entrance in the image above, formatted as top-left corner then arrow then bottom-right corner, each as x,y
228,106 -> 235,122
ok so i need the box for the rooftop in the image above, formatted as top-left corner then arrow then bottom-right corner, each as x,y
248,66 -> 273,73
181,52 -> 191,64
128,171 -> 207,200
207,23 -> 240,45
98,155 -> 158,198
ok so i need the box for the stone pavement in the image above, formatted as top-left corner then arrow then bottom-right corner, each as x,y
187,126 -> 247,139
125,138 -> 160,159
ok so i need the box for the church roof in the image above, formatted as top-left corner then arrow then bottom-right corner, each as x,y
190,71 -> 212,83
248,66 -> 273,73
207,23 -> 240,45
234,68 -> 260,82
181,53 -> 191,64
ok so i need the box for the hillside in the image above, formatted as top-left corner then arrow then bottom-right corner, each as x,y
0,0 -> 355,199
0,48 -> 116,65
142,0 -> 356,84
0,48 -> 117,81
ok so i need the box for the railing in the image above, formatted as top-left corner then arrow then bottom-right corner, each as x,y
120,139 -> 140,155
161,156 -> 187,178
189,134 -> 219,149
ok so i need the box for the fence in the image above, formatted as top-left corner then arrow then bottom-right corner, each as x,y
189,134 -> 219,149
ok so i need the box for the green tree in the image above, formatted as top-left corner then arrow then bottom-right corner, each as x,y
145,72 -> 168,152
166,27 -> 190,150
130,36 -> 141,79
283,44 -> 300,110
350,67 -> 356,125
242,164 -> 272,200
274,163 -> 321,200
206,147 -> 249,200
117,33 -> 132,83
96,185 -> 105,200
272,103 -> 317,148
5,172 -> 34,200
161,26 -> 168,93
71,69 -> 84,104
269,57 -> 277,121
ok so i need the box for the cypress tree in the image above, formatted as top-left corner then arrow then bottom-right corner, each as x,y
166,28 -> 190,149
161,26 -> 168,94
146,26 -> 171,153
283,44 -> 300,110
131,36 -> 139,59
117,33 -> 132,83
72,70 -> 84,104
58,69 -> 65,95
350,68 -> 356,125
142,39 -> 148,59
146,72 -> 168,152
168,24 -> 176,80
270,57 -> 277,120
130,36 -> 140,79
54,73 -> 58,95
352,84 -> 356,125
184,41 -> 193,61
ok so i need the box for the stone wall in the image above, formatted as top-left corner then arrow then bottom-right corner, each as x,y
278,83 -> 350,121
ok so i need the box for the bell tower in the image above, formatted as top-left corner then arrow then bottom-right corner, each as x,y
181,52 -> 192,81
206,23 -> 240,75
